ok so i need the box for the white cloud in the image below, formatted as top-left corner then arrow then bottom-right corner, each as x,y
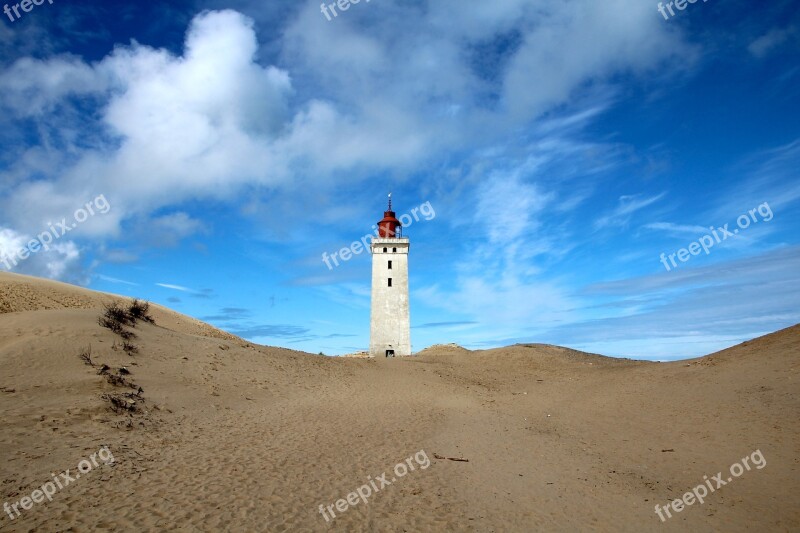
476,170 -> 552,245
144,213 -> 206,247
552,246 -> 800,358
503,0 -> 688,120
1,4 -> 688,226
416,164 -> 577,338
643,222 -> 708,236
0,3 -> 691,281
0,227 -> 83,282
0,10 -> 293,238
594,193 -> 666,230
155,283 -> 193,292
96,274 -> 138,286
748,26 -> 796,58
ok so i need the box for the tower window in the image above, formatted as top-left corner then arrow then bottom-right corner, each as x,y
383,247 -> 387,252
393,247 -> 397,252
388,278 -> 392,287
388,260 -> 392,269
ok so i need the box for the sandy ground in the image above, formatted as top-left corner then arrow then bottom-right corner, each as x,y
0,271 -> 798,532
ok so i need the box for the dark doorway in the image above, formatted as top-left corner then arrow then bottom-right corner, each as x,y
385,349 -> 395,358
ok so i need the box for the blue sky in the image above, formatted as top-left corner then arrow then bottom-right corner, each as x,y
0,0 -> 798,360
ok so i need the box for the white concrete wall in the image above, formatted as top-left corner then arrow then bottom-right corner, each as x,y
369,237 -> 411,357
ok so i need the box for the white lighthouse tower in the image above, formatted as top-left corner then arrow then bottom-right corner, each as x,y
369,194 -> 411,357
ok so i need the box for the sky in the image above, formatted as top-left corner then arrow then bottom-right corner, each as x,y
0,0 -> 798,360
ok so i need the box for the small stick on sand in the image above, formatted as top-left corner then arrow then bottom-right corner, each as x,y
434,453 -> 469,462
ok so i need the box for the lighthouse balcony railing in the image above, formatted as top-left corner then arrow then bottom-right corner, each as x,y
372,233 -> 408,241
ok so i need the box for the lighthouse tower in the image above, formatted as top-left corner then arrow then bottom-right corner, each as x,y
369,194 -> 411,357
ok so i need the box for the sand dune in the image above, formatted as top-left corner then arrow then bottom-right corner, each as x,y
0,271 -> 798,531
